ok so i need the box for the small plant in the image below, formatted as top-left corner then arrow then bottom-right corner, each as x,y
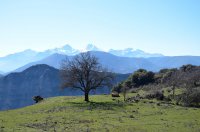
111,92 -> 120,97
129,115 -> 135,118
32,96 -> 44,103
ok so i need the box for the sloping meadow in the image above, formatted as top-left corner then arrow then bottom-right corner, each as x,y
0,95 -> 200,132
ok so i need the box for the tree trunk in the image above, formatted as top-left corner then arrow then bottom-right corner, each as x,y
84,92 -> 89,102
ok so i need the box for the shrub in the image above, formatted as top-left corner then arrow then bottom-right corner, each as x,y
112,83 -> 123,93
126,94 -> 141,103
181,88 -> 200,107
131,69 -> 155,87
111,92 -> 120,97
145,90 -> 164,100
33,96 -> 44,103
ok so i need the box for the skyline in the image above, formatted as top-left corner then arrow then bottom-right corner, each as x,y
0,0 -> 200,56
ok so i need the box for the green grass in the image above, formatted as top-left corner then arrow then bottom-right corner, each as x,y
0,94 -> 200,132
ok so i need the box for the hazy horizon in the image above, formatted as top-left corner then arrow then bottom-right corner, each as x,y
1,43 -> 200,58
0,0 -> 200,56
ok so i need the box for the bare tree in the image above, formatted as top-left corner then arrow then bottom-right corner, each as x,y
161,69 -> 180,99
60,52 -> 114,102
179,65 -> 200,106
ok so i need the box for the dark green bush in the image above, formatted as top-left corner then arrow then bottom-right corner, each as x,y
130,69 -> 155,87
112,82 -> 123,93
32,96 -> 43,103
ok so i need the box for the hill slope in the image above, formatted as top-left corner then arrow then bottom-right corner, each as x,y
0,95 -> 200,132
0,64 -> 129,110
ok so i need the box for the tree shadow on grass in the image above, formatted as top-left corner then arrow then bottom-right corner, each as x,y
67,101 -> 126,110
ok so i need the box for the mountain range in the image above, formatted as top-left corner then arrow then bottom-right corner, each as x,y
1,43 -> 200,74
0,71 -> 4,75
0,44 -> 164,73
1,44 -> 200,110
109,48 -> 163,58
0,74 -> 3,78
14,51 -> 200,74
0,64 -> 130,110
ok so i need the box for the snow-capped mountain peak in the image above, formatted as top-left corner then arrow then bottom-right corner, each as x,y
108,48 -> 163,58
61,44 -> 73,51
0,43 -> 164,72
45,44 -> 80,55
85,44 -> 100,51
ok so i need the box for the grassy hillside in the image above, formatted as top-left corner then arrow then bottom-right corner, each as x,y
0,94 -> 200,132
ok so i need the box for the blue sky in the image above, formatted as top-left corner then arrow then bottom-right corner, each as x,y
0,0 -> 200,56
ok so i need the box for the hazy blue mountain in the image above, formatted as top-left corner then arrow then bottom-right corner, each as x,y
0,64 -> 129,110
0,49 -> 60,73
84,44 -> 163,57
90,51 -> 159,73
0,44 -> 164,72
0,49 -> 39,72
0,71 -> 4,75
70,52 -> 200,72
14,53 -> 69,72
14,51 -> 200,74
109,48 -> 163,58
0,45 -> 76,72
0,45 -> 80,72
147,56 -> 200,69
14,51 -> 160,73
2,44 -> 200,73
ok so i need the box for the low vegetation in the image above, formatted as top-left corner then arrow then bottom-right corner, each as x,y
112,65 -> 200,107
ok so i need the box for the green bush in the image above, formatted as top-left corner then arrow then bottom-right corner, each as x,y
130,69 -> 155,87
112,82 -> 123,93
145,90 -> 164,100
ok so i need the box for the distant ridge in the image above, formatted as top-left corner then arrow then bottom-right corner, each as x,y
14,53 -> 68,73
109,48 -> 163,58
0,71 -> 4,75
14,51 -> 158,73
14,51 -> 200,74
0,44 -> 163,72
